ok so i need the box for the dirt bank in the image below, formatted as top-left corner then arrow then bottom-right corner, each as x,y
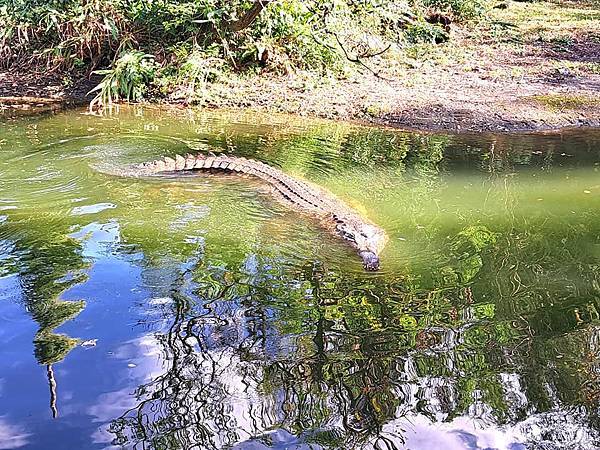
194,68 -> 600,133
194,0 -> 600,132
2,1 -> 598,132
0,71 -> 96,115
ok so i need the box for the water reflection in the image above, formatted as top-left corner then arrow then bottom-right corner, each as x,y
98,247 -> 599,449
0,217 -> 88,418
0,417 -> 30,450
1,107 -> 599,449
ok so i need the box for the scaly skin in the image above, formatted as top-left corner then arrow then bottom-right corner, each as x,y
110,153 -> 388,270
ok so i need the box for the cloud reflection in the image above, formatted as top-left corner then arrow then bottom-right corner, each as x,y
0,417 -> 30,450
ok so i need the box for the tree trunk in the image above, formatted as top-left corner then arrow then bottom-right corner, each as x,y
228,0 -> 273,32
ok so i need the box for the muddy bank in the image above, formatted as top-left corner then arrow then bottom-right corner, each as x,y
3,67 -> 598,132
0,71 -> 96,116
193,69 -> 600,132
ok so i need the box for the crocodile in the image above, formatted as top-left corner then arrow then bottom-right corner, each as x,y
111,153 -> 387,271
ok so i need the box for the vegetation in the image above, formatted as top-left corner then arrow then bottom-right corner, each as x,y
0,0 -> 492,107
530,93 -> 600,111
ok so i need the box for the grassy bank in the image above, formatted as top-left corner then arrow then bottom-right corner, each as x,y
1,0 -> 487,103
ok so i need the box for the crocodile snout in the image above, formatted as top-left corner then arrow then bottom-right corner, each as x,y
359,251 -> 380,271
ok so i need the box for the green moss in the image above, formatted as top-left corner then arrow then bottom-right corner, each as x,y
530,94 -> 599,110
363,104 -> 383,117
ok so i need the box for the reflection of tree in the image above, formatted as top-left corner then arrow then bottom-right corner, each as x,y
106,207 -> 600,448
4,106 -> 600,447
108,279 -> 255,448
107,258 -> 411,449
1,217 -> 87,416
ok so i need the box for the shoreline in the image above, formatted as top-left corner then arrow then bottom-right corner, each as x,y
3,69 -> 600,134
2,69 -> 598,134
2,1 -> 599,133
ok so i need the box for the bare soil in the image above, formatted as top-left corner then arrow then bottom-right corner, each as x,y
196,66 -> 600,132
0,71 -> 97,116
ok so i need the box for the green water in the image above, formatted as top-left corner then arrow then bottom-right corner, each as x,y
0,106 -> 599,450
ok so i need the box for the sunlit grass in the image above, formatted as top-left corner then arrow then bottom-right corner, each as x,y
403,0 -> 600,71
529,94 -> 600,110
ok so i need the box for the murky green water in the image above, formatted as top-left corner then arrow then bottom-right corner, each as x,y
1,106 -> 599,450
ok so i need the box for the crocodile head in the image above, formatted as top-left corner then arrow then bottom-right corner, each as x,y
336,220 -> 387,271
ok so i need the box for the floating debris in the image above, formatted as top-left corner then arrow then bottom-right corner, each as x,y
80,339 -> 98,348
149,297 -> 173,306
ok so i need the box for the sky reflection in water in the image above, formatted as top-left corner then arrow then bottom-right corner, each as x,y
0,107 -> 599,449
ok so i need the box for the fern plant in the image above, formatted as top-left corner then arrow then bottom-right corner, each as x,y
89,50 -> 156,109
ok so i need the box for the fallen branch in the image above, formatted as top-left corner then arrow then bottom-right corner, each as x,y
0,96 -> 64,105
305,2 -> 394,81
331,32 -> 394,82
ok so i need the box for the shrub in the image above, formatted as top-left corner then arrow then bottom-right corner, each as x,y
0,0 -> 129,70
88,50 -> 156,108
1,0 -> 493,105
175,47 -> 225,102
247,1 -> 342,73
404,22 -> 449,44
421,0 -> 490,20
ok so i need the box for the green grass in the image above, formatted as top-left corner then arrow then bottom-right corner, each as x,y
530,94 -> 600,110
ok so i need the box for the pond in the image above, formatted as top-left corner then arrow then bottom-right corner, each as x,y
0,106 -> 599,450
